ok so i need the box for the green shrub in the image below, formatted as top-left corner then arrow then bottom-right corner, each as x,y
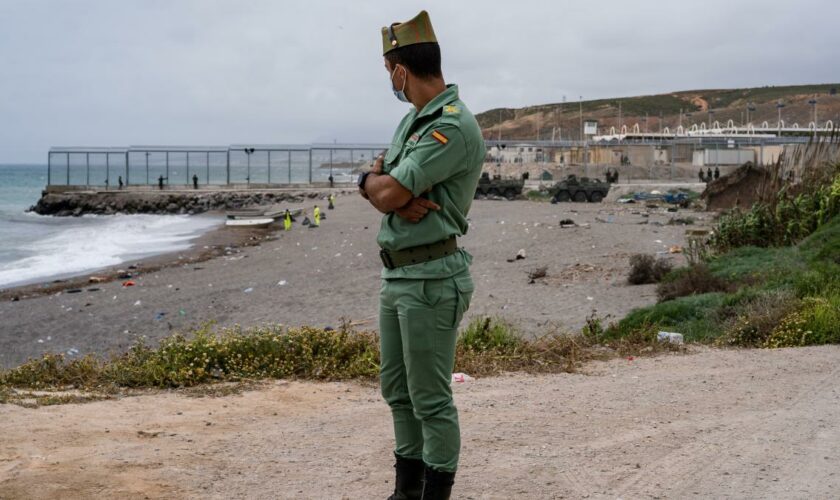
627,254 -> 673,285
656,264 -> 735,302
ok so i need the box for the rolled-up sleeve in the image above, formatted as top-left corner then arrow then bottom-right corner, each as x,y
388,125 -> 467,197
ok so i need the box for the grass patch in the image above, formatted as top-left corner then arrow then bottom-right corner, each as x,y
0,315 -> 690,407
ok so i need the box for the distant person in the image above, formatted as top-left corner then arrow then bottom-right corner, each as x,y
158,175 -> 165,190
613,169 -> 619,183
707,167 -> 713,181
283,209 -> 292,231
714,167 -> 720,180
118,176 -> 124,190
313,205 -> 321,227
328,174 -> 335,188
698,169 -> 705,182
328,193 -> 336,210
192,174 -> 199,189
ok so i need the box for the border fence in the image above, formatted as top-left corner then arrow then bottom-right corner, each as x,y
47,135 -> 823,188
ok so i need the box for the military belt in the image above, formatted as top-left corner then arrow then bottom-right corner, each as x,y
379,236 -> 458,270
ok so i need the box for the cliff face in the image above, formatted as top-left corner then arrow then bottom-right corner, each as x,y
28,190 -> 349,216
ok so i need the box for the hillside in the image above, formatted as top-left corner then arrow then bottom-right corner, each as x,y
477,83 -> 840,140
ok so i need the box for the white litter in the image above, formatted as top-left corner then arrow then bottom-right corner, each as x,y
657,331 -> 684,344
451,373 -> 474,383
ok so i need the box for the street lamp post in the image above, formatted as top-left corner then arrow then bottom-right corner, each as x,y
244,147 -> 255,186
747,102 -> 756,126
145,152 -> 150,185
776,100 -> 785,135
808,97 -> 818,138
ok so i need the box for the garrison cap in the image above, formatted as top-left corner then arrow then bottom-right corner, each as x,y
381,10 -> 438,55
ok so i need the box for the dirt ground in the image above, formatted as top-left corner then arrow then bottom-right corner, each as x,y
1,345 -> 838,499
0,194 -> 706,368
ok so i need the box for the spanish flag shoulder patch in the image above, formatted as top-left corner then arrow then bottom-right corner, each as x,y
430,129 -> 449,145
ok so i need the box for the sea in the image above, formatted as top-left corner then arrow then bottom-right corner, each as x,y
0,164 -> 221,289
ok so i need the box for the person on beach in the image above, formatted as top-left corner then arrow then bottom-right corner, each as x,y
118,175 -> 123,189
192,174 -> 199,189
313,205 -> 321,227
283,209 -> 292,231
328,193 -> 336,210
357,10 -> 485,499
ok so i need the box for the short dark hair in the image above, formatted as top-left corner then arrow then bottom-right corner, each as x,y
385,42 -> 442,79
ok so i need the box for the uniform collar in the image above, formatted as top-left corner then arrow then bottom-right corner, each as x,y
416,84 -> 459,118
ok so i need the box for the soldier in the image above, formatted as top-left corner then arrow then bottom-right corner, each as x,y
698,169 -> 705,182
707,167 -> 713,182
714,166 -> 720,180
358,11 -> 484,499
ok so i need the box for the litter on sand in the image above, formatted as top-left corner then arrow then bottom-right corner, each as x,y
451,373 -> 474,383
122,280 -> 136,287
243,287 -> 254,293
657,331 -> 684,344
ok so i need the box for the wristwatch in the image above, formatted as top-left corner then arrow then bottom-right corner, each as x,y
357,171 -> 371,191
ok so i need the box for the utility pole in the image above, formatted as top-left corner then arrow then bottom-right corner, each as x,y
808,96 -> 818,138
578,96 -> 583,141
618,101 -> 622,141
777,100 -> 785,136
497,108 -> 502,142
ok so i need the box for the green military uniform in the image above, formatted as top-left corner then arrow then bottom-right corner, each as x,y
376,11 -> 486,476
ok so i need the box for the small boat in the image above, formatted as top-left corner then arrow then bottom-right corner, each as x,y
226,209 -> 265,219
225,217 -> 275,228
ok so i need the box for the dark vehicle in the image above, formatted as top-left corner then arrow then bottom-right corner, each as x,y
474,172 -> 525,200
549,175 -> 611,203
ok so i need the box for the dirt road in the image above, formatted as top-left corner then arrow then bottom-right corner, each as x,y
2,345 -> 838,499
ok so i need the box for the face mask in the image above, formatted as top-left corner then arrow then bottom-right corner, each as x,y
390,65 -> 410,103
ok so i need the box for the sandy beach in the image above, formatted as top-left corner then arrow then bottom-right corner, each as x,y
0,194 -> 706,369
2,345 -> 838,498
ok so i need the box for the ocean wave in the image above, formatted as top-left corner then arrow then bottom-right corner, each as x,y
0,214 -> 221,288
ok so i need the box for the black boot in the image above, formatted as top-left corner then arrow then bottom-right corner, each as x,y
420,465 -> 455,500
387,453 -> 425,500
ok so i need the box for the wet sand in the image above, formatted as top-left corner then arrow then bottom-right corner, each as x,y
0,193 -> 708,369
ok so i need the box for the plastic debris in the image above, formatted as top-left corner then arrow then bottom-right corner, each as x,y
122,280 -> 136,287
88,276 -> 107,283
516,249 -> 527,260
451,373 -> 474,383
559,219 -> 576,228
154,312 -> 167,321
657,331 -> 684,344
277,280 -> 287,286
66,288 -> 83,294
179,309 -> 186,316
133,300 -> 142,306
668,245 -> 683,254
243,287 -> 254,293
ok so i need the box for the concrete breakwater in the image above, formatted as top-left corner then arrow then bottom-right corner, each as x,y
28,187 -> 354,216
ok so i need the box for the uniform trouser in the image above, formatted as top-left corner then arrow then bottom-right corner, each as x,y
379,269 -> 475,473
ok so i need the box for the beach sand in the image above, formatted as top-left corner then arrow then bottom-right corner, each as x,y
0,194 -> 706,369
1,345 -> 838,498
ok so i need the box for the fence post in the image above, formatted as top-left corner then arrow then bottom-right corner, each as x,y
66,152 -> 70,185
309,149 -> 313,184
268,150 -> 272,184
186,152 -> 190,185
166,152 -> 170,183
206,152 -> 210,185
86,152 -> 90,186
106,153 -> 110,188
288,150 -> 292,183
125,152 -> 129,185
226,150 -> 230,185
48,153 -> 52,186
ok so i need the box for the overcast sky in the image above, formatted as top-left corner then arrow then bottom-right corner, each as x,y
1,0 -> 838,163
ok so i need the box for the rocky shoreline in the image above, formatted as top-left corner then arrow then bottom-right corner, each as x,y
28,188 -> 355,216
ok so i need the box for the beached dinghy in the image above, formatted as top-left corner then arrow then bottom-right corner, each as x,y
225,217 -> 275,228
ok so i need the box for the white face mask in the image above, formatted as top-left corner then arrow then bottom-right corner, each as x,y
390,65 -> 409,103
